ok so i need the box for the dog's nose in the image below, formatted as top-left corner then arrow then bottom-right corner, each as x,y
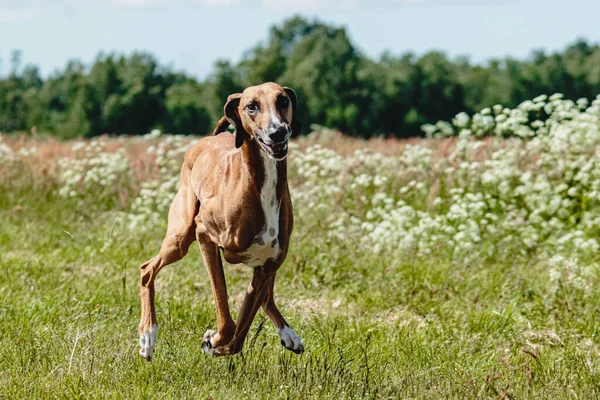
269,126 -> 289,143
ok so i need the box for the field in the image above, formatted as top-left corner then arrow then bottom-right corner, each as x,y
2,94 -> 600,398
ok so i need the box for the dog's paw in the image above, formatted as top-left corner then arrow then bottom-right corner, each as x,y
201,329 -> 233,357
139,324 -> 158,361
277,326 -> 304,354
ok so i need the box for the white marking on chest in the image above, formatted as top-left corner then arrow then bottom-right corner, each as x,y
241,153 -> 280,267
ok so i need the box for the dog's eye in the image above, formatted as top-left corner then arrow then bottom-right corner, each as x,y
246,102 -> 259,113
277,97 -> 289,108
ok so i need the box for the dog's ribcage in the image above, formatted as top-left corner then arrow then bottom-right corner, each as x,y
240,154 -> 280,267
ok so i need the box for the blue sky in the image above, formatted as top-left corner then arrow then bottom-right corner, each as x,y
1,0 -> 599,78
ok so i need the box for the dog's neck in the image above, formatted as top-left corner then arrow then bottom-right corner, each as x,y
239,137 -> 287,196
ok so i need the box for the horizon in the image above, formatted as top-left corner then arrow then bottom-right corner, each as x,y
1,0 -> 599,78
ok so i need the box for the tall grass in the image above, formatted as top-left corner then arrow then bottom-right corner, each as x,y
2,94 -> 600,398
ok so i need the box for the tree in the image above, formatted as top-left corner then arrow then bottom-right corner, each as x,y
414,51 -> 465,125
201,60 -> 244,125
1,24 -> 600,139
163,81 -> 211,134
281,24 -> 362,135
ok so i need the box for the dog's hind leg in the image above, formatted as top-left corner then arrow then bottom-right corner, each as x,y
262,276 -> 304,354
138,179 -> 198,361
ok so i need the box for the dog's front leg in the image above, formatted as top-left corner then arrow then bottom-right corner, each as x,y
196,227 -> 236,357
222,263 -> 277,356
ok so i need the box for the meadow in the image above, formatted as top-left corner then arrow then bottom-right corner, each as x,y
2,94 -> 600,398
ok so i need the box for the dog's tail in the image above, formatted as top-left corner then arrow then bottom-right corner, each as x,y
213,116 -> 230,135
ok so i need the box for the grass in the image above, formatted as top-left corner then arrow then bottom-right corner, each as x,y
1,136 -> 600,399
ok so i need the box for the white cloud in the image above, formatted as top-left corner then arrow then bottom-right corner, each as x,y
260,0 -> 359,12
0,0 -> 431,14
5,0 -> 503,21
113,0 -> 243,8
112,0 -> 431,10
0,0 -> 92,8
0,7 -> 36,21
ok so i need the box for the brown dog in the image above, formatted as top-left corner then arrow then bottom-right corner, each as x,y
138,82 -> 303,360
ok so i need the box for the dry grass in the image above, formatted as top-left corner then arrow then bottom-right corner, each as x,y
2,132 -> 463,184
2,132 -> 600,398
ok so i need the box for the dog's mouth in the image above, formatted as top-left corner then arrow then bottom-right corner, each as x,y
257,137 -> 288,160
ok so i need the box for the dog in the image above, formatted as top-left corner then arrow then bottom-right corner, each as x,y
138,82 -> 304,360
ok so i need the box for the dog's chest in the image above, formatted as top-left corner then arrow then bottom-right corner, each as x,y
240,156 -> 281,267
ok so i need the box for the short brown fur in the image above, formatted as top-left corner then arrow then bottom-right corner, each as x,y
138,82 -> 303,360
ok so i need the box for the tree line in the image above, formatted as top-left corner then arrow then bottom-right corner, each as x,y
2,16 -> 600,139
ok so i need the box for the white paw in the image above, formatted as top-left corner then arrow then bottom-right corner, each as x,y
139,324 -> 158,361
201,329 -> 232,357
201,329 -> 218,356
277,326 -> 304,354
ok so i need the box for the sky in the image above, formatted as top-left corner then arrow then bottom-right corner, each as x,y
0,0 -> 599,79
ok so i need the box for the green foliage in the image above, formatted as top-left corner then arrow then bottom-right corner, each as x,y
201,60 -> 245,124
1,18 -> 600,139
162,81 -> 211,135
4,101 -> 600,395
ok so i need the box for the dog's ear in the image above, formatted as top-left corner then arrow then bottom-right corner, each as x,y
224,93 -> 248,148
212,116 -> 230,135
283,87 -> 302,135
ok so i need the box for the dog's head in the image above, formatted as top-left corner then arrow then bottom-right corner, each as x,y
224,82 -> 301,160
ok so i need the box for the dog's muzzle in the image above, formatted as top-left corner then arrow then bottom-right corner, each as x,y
258,137 -> 288,160
258,125 -> 291,160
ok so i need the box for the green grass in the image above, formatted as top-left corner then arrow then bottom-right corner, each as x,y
2,186 -> 600,399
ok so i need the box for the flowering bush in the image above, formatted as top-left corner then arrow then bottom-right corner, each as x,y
126,131 -> 199,230
57,138 -> 132,205
0,134 -> 16,162
422,93 -> 599,139
2,93 -> 600,268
